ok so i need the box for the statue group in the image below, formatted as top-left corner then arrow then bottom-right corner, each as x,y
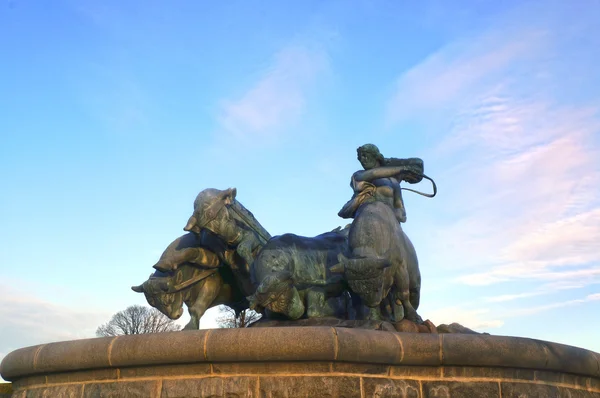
132,144 -> 437,331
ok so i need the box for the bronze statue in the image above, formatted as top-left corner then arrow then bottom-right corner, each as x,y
182,188 -> 270,274
336,144 -> 436,322
133,144 -> 437,330
179,188 -> 361,320
247,227 -> 358,320
132,231 -> 250,329
339,144 -> 434,223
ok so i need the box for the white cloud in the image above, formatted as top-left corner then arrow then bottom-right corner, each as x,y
218,45 -> 329,139
483,292 -> 543,303
387,5 -> 600,288
503,293 -> 600,317
386,28 -> 547,126
587,293 -> 600,301
456,209 -> 600,286
418,92 -> 600,284
385,3 -> 600,334
482,280 -> 600,303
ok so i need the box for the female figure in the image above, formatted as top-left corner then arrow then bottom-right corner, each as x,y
339,144 -> 424,223
337,144 -> 424,322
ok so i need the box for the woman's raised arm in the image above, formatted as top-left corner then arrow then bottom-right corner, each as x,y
353,166 -> 410,182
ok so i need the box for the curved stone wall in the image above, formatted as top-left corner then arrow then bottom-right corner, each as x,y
2,327 -> 599,397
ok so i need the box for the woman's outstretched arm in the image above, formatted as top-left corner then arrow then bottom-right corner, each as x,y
353,166 -> 410,182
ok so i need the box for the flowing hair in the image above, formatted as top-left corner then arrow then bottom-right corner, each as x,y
357,144 -> 424,184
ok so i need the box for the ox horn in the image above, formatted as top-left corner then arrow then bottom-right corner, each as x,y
131,284 -> 144,293
183,215 -> 198,232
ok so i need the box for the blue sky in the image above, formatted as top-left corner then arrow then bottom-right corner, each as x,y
2,0 -> 600,369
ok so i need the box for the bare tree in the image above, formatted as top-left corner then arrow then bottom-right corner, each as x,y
96,305 -> 181,336
215,306 -> 262,328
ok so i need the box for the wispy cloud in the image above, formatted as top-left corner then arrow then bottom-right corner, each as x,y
484,292 -> 544,303
503,293 -> 600,317
483,279 -> 600,303
421,103 -> 600,285
386,3 -> 600,325
385,28 -> 547,127
218,45 -> 329,139
459,209 -> 600,286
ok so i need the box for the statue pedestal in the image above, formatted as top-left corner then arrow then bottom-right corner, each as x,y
2,327 -> 599,397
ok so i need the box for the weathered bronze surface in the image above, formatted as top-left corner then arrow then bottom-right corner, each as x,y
134,144 -> 439,329
132,230 -> 251,330
336,144 -> 436,323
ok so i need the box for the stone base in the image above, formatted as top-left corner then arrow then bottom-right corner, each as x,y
2,327 -> 599,397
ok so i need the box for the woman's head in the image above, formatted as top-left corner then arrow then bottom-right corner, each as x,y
357,144 -> 384,169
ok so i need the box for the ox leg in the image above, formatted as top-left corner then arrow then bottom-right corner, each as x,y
338,246 -> 391,320
306,288 -> 325,318
183,275 -> 221,330
306,288 -> 339,318
247,271 -> 305,320
367,306 -> 384,321
386,287 -> 404,322
393,262 -> 419,322
349,292 -> 368,320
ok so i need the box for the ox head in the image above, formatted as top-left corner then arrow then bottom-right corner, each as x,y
247,271 -> 305,320
183,187 -> 237,235
131,275 -> 184,320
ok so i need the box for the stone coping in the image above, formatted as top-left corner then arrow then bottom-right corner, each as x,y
2,327 -> 599,381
